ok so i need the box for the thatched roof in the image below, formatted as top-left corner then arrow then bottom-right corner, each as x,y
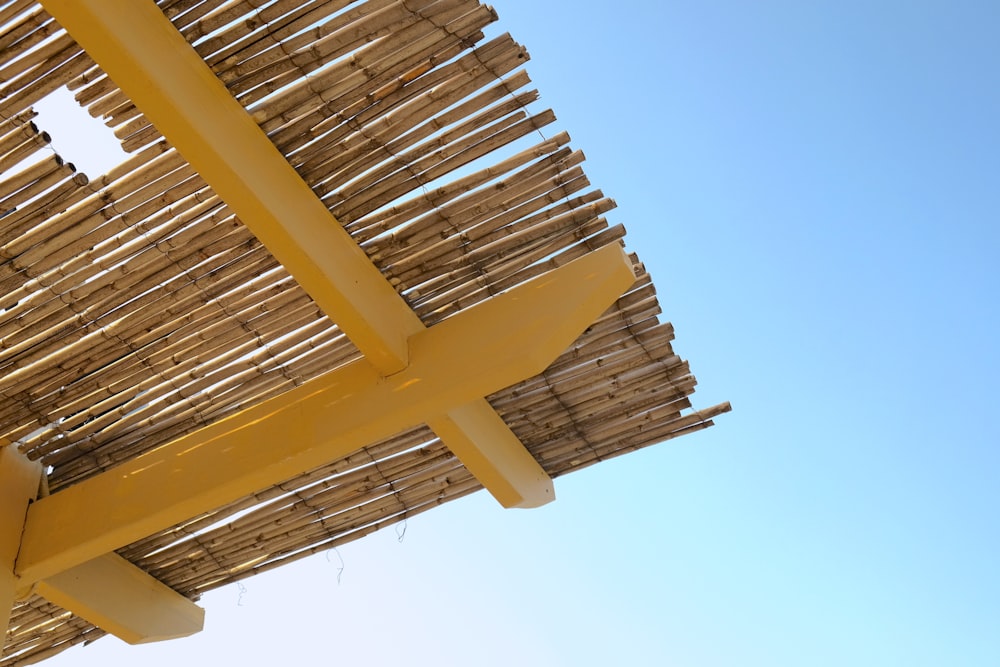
0,0 -> 728,663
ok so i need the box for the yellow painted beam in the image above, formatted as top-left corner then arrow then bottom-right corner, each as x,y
40,0 -> 556,510
16,244 -> 636,586
428,402 -> 553,508
40,0 -> 422,373
36,554 -> 204,644
1,443 -> 41,640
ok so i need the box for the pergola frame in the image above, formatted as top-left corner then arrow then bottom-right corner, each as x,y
1,0 -> 638,648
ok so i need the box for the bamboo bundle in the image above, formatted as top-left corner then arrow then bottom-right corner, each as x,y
0,156 -> 196,283
347,135 -> 574,242
0,107 -> 35,133
0,50 -> 93,121
0,23 -> 68,86
295,69 -> 535,188
252,2 -> 492,129
0,236 -> 268,408
118,426 -> 424,563
101,0 -> 486,152
0,125 -> 47,172
45,329 -> 347,482
409,224 -> 625,325
0,141 -> 180,250
163,0 -> 232,32
383,186 -> 610,287
273,33 -> 529,168
217,0 -> 405,89
36,303 -> 324,450
28,266 -> 301,409
0,7 -> 53,70
367,151 -> 584,274
331,110 -> 557,226
0,152 -> 68,204
0,117 -> 39,158
170,467 -> 481,593
143,441 -> 457,576
197,1 -> 360,67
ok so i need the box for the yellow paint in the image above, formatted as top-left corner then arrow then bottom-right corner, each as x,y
0,444 -> 41,638
429,400 -> 554,508
17,244 -> 635,586
36,554 -> 204,644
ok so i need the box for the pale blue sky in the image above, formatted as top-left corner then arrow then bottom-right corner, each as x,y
39,1 -> 999,665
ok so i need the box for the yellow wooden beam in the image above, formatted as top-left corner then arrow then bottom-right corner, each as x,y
428,402 -> 553,508
35,554 -> 204,645
39,0 -> 556,510
40,0 -> 421,373
16,244 -> 636,586
1,443 -> 40,639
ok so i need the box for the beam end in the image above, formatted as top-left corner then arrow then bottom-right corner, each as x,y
36,554 -> 204,645
430,400 -> 554,509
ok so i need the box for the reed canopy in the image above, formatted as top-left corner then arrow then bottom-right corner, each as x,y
0,0 -> 728,663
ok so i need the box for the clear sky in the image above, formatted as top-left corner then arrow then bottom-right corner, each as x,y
37,1 -> 999,665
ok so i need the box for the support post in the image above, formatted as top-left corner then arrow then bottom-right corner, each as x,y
0,443 -> 41,644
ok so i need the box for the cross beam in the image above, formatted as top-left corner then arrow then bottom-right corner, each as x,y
16,244 -> 636,587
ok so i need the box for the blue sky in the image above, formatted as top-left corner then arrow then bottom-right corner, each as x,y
39,1 -> 999,665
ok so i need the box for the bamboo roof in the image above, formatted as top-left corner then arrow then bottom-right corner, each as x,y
0,0 -> 729,663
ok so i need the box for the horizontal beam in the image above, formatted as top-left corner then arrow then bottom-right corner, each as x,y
40,0 -> 422,373
16,244 -> 636,585
35,554 -> 204,644
41,0 -> 555,509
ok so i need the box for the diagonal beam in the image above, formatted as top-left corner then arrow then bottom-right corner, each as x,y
41,0 -> 557,511
35,554 -> 204,645
16,244 -> 636,587
40,0 -> 420,373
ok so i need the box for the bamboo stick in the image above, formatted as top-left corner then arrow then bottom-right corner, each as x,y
0,0 -> 36,30
0,3 -> 52,57
0,50 -> 93,121
0,23 -> 70,85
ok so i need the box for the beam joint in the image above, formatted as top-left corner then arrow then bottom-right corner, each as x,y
39,0 -> 562,511
16,244 -> 636,586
